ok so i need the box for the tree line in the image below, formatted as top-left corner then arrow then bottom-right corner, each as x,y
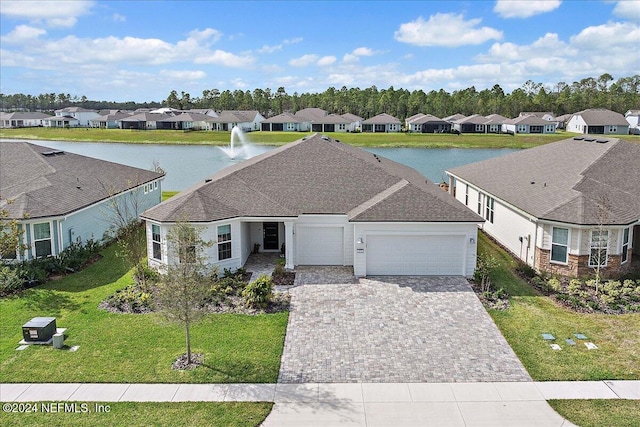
2,74 -> 638,121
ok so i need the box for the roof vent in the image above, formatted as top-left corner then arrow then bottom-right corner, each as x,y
596,139 -> 608,143
321,136 -> 329,140
42,150 -> 65,156
584,138 -> 595,142
573,137 -> 585,140
205,179 -> 212,183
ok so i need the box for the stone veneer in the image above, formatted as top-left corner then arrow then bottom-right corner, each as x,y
535,247 -> 632,277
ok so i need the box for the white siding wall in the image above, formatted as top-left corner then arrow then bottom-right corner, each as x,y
352,222 -> 478,277
566,116 -> 586,133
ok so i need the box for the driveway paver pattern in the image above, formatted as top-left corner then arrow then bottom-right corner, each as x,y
278,272 -> 531,383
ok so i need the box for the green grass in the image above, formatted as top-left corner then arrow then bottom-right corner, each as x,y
479,232 -> 640,381
548,400 -> 640,427
0,402 -> 272,427
0,244 -> 288,384
162,191 -> 179,201
0,127 -> 602,148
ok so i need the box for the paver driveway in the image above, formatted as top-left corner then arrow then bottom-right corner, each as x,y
278,269 -> 531,383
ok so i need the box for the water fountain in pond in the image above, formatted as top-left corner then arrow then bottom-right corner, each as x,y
218,127 -> 259,159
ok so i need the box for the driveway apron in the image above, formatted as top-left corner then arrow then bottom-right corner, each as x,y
278,271 -> 531,383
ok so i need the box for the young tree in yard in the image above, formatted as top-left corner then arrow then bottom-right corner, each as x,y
0,198 -> 28,260
154,221 -> 213,367
590,196 -> 612,295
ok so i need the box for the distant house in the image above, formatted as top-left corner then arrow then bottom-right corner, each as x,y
307,114 -> 351,133
361,113 -> 401,132
452,114 -> 487,133
566,109 -> 629,135
210,110 -> 264,132
142,134 -> 481,277
261,112 -> 309,131
555,113 -> 572,129
0,141 -> 164,261
341,113 -> 363,132
156,112 -> 213,130
484,114 -> 510,134
118,112 -> 170,130
448,136 -> 640,277
53,107 -> 100,127
443,113 -> 466,123
90,112 -> 132,129
42,116 -> 80,128
625,110 -> 640,135
502,115 -> 556,134
519,112 -> 556,122
0,112 -> 52,128
406,114 -> 451,133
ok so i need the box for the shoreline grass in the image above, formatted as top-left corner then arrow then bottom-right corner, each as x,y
0,127 -> 599,149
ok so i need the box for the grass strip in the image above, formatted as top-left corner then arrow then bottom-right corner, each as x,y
547,399 -> 640,427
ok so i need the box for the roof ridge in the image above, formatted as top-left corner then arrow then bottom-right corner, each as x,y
348,179 -> 409,219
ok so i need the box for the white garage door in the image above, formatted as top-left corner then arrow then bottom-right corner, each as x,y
296,226 -> 344,265
366,234 -> 465,275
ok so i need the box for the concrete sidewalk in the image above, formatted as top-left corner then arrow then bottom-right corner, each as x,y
2,381 -> 638,426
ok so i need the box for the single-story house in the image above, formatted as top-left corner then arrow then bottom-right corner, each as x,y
341,113 -> 363,132
118,112 -> 170,130
260,112 -> 309,131
555,113 -> 572,129
625,110 -> 640,135
361,113 -> 402,133
0,141 -> 164,261
484,114 -> 510,134
54,107 -> 100,127
452,114 -> 487,133
447,136 -> 640,277
502,115 -> 556,134
210,110 -> 264,132
142,134 -> 482,277
90,112 -> 132,129
443,113 -> 466,123
566,108 -> 630,135
42,116 -> 79,128
0,112 -> 53,128
407,114 -> 451,133
156,112 -> 212,130
309,114 -> 351,133
519,112 -> 556,122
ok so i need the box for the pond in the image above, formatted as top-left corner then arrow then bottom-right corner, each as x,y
5,139 -> 517,191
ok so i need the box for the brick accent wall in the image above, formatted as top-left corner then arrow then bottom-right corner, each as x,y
535,247 -> 632,277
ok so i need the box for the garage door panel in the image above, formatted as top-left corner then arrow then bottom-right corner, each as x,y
366,235 -> 464,275
297,226 -> 344,265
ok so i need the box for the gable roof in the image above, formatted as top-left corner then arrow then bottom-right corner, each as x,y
216,110 -> 261,122
158,112 -> 213,123
2,112 -> 53,120
572,109 -> 628,126
411,114 -> 448,125
142,134 -> 481,224
443,113 -> 466,122
295,108 -> 328,121
453,114 -> 487,125
362,113 -> 401,125
262,112 -> 303,123
448,137 -> 640,225
0,141 -> 164,220
505,115 -> 552,125
341,113 -> 363,122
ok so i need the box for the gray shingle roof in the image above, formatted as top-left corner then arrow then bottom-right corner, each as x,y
411,114 -> 448,125
448,137 -> 640,225
574,109 -> 629,126
142,134 -> 481,224
362,113 -> 401,125
0,141 -> 164,219
262,112 -> 303,123
505,115 -> 552,125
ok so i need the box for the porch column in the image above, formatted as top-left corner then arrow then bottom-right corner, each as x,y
284,221 -> 294,269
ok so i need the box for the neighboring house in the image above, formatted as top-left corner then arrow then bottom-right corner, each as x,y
142,134 -> 482,277
0,141 -> 164,261
54,107 -> 100,127
210,110 -> 264,132
42,116 -> 80,128
555,113 -> 572,129
188,108 -> 219,118
295,107 -> 328,121
361,113 -> 402,132
443,113 -> 466,123
452,114 -> 487,133
260,112 -> 309,131
447,136 -> 640,277
484,114 -> 510,133
156,112 -> 212,130
407,114 -> 451,133
502,115 -> 556,134
340,113 -> 363,132
118,112 -> 169,130
309,114 -> 351,133
566,108 -> 630,135
0,112 -> 52,128
625,110 -> 640,135
90,112 -> 132,129
519,112 -> 556,122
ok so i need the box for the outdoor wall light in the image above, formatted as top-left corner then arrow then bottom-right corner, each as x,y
469,237 -> 476,244
357,237 -> 364,245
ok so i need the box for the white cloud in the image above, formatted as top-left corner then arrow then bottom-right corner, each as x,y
258,44 -> 282,54
0,0 -> 94,27
612,0 -> 640,19
494,0 -> 561,18
478,33 -> 572,62
352,47 -> 374,56
289,54 -> 319,67
317,56 -> 337,66
1,25 -> 46,44
159,70 -> 206,80
394,13 -> 502,47
194,50 -> 255,68
284,37 -> 303,44
570,21 -> 640,49
112,13 -> 126,23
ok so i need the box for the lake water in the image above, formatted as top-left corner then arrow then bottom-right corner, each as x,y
7,139 -> 517,190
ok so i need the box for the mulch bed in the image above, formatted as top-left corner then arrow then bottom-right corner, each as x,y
171,353 -> 204,370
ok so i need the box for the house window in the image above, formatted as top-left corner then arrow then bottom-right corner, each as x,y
589,230 -> 609,267
217,224 -> 232,260
154,181 -> 158,190
144,184 -> 149,194
485,196 -> 495,223
33,222 -> 52,258
477,193 -> 483,215
465,185 -> 469,206
621,228 -> 630,264
151,224 -> 162,260
518,124 -> 527,133
551,227 -> 569,264
608,125 -> 616,133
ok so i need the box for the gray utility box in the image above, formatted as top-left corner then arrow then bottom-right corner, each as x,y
22,317 -> 57,342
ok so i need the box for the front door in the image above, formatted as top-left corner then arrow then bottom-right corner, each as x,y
263,222 -> 279,250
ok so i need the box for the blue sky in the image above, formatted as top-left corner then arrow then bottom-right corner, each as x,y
1,0 -> 638,102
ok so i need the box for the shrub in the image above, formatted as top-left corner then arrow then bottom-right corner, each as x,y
104,285 -> 153,313
0,266 -> 24,295
547,277 -> 562,292
242,274 -> 273,309
568,279 -> 582,296
474,253 -> 499,292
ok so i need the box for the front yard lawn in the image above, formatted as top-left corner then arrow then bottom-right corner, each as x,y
478,232 -> 640,381
548,400 -> 640,427
0,244 -> 287,384
0,402 -> 272,427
